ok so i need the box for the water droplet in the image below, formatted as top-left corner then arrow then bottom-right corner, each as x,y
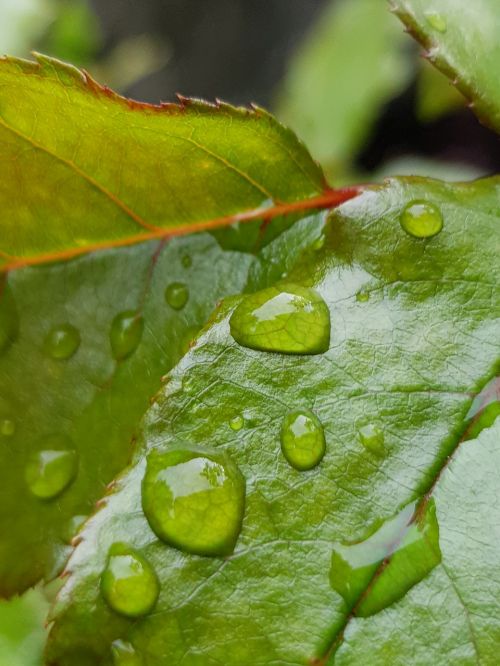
142,446 -> 246,556
229,284 -> 330,355
165,282 -> 189,310
111,640 -> 143,665
355,290 -> 370,303
0,418 -> 15,437
312,235 -> 325,251
358,424 -> 385,456
63,514 -> 87,544
101,543 -> 159,618
25,435 -> 78,500
281,410 -> 325,471
425,11 -> 447,32
464,376 -> 500,440
330,499 -> 441,616
45,324 -> 80,360
0,284 -> 18,354
400,201 -> 443,239
110,311 -> 143,361
181,254 -> 192,269
229,414 -> 244,431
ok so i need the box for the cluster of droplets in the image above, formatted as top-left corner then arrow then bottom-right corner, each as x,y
4,203 -> 458,656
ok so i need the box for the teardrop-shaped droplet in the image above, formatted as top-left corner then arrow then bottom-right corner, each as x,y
330,499 -> 441,616
101,543 -> 159,618
45,324 -> 81,360
181,254 -> 192,269
229,284 -> 330,355
165,282 -> 189,310
229,414 -> 244,431
0,418 -> 15,437
0,284 -> 18,355
400,201 -> 443,239
25,435 -> 78,500
110,311 -> 143,361
425,11 -> 447,32
358,423 -> 385,456
142,446 -> 246,556
464,376 -> 500,440
111,640 -> 143,666
281,409 -> 325,471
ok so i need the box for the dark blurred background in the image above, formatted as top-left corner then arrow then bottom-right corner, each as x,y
90,0 -> 500,178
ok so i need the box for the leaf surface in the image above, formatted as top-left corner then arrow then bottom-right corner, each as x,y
46,176 -> 500,665
0,54 -> 326,269
392,0 -> 500,132
0,234 -> 258,595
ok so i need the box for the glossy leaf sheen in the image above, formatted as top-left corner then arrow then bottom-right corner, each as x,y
47,177 -> 500,664
0,54 -> 324,268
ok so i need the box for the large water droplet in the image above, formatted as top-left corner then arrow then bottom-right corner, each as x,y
142,446 -> 246,556
358,423 -> 385,457
0,418 -> 15,437
25,435 -> 78,500
229,284 -> 330,355
111,640 -> 143,666
0,284 -> 19,354
101,543 -> 159,618
464,376 -> 500,440
110,311 -> 143,361
281,409 -> 325,471
330,499 -> 441,616
425,11 -> 447,32
45,324 -> 80,360
400,201 -> 443,239
165,282 -> 189,310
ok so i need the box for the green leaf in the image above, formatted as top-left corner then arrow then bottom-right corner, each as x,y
276,0 -> 413,176
416,59 -> 465,123
392,0 -> 500,132
0,234 -> 259,596
46,176 -> 500,664
0,54 -> 325,270
0,587 -> 48,666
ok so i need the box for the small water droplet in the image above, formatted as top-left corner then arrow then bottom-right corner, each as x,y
400,201 -> 443,239
45,324 -> 81,360
101,543 -> 159,618
25,435 -> 78,500
165,282 -> 189,310
229,284 -> 330,355
111,640 -> 143,666
181,254 -> 192,269
229,414 -> 244,431
0,418 -> 15,437
312,234 -> 325,251
358,424 -> 385,456
425,11 -> 447,32
110,311 -> 143,361
330,499 -> 441,616
0,284 -> 18,354
63,514 -> 87,544
464,376 -> 500,440
281,409 -> 325,471
142,446 -> 246,556
355,290 -> 370,303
